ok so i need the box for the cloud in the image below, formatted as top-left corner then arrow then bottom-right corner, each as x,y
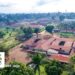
0,4 -> 10,7
0,3 -> 15,7
37,0 -> 60,6
0,0 -> 38,13
0,0 -> 75,13
34,0 -> 75,13
37,0 -> 48,6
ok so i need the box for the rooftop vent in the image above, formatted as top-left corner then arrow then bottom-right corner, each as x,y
59,41 -> 65,46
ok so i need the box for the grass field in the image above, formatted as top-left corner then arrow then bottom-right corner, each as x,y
0,27 -> 23,49
60,32 -> 74,37
55,32 -> 75,39
36,66 -> 46,75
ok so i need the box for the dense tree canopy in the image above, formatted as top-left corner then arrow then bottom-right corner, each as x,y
0,62 -> 34,75
22,27 -> 33,39
45,60 -> 62,75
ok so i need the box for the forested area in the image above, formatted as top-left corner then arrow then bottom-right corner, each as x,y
0,13 -> 75,26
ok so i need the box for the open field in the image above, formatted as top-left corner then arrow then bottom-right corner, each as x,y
0,27 -> 23,49
55,32 -> 75,39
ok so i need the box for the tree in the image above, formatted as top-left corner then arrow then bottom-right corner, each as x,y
70,22 -> 75,33
0,44 -> 9,56
0,61 -> 34,75
70,56 -> 75,64
61,56 -> 75,75
59,15 -> 65,21
0,31 -> 5,38
70,56 -> 75,75
45,25 -> 54,34
27,53 -> 46,75
22,27 -> 33,39
45,60 -> 62,75
6,27 -> 10,33
34,28 -> 40,38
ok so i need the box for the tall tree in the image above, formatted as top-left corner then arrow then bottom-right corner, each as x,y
45,25 -> 54,34
34,28 -> 40,38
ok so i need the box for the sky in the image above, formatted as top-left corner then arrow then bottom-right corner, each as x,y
0,0 -> 75,13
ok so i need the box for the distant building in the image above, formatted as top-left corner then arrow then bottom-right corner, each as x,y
53,29 -> 60,33
63,19 -> 75,22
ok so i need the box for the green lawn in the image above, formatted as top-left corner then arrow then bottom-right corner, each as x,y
0,27 -> 22,49
61,71 -> 70,75
55,32 -> 75,38
60,32 -> 74,37
36,66 -> 46,75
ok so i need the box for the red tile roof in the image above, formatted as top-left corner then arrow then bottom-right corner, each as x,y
49,54 -> 69,63
22,36 -> 74,63
49,38 -> 73,53
34,38 -> 55,50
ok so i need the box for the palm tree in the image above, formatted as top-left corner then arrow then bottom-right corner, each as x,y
27,53 -> 47,75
